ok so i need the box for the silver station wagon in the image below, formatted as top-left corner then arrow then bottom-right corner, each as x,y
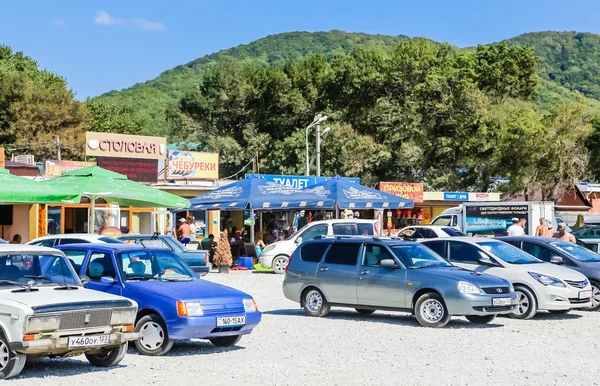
283,237 -> 518,327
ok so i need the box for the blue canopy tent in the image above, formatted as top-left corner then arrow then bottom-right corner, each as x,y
188,175 -> 335,242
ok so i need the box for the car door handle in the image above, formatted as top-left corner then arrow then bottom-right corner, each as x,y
319,266 -> 329,272
360,270 -> 369,275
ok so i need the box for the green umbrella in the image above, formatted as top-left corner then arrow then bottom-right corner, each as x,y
0,168 -> 80,204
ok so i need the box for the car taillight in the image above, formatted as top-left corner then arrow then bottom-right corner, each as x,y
285,255 -> 291,271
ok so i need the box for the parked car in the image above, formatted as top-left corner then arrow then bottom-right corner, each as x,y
420,237 -> 592,319
0,239 -> 6,244
498,236 -> 600,311
0,244 -> 138,379
118,234 -> 209,276
283,236 -> 517,328
28,233 -> 124,247
56,244 -> 261,356
397,225 -> 466,241
260,219 -> 378,274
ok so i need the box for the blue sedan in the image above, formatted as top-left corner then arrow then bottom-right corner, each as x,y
56,244 -> 261,356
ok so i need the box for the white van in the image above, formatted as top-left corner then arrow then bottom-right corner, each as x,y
259,219 -> 378,274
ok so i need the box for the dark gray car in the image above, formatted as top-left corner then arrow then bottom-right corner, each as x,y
498,236 -> 600,311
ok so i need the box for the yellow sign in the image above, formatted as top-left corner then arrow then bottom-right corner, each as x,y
85,132 -> 167,160
0,147 -> 4,169
167,150 -> 219,180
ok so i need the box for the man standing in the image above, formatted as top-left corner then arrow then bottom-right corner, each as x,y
535,218 -> 547,236
507,218 -> 525,236
553,226 -> 576,243
178,218 -> 191,244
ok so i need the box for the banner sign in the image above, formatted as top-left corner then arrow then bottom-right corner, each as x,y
97,157 -> 158,183
247,174 -> 360,189
379,182 -> 424,203
167,150 -> 219,180
465,205 -> 529,236
443,192 -> 469,201
86,132 -> 166,160
44,160 -> 96,177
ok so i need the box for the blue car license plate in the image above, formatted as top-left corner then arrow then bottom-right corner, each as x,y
216,316 -> 246,327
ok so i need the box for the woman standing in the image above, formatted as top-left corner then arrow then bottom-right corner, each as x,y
187,216 -> 197,241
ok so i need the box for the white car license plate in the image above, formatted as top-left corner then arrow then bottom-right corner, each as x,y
68,334 -> 109,348
492,298 -> 511,306
579,290 -> 592,299
216,316 -> 246,327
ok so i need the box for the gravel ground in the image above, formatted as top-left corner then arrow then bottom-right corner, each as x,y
10,272 -> 600,386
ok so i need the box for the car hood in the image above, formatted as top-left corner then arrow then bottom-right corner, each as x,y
0,286 -> 130,309
420,266 -> 509,287
124,279 -> 250,302
510,262 -> 586,280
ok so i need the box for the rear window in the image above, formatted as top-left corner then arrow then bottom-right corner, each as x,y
441,228 -> 466,236
59,238 -> 88,245
300,243 -> 329,263
332,224 -> 356,235
323,243 -> 361,266
357,223 -> 374,236
99,237 -> 124,244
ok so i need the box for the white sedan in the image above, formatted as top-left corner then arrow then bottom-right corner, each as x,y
397,225 -> 466,241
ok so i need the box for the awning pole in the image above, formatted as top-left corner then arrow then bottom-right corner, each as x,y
89,195 -> 95,234
250,205 -> 255,244
335,203 -> 340,219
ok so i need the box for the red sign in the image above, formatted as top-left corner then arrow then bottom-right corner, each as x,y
101,226 -> 123,237
97,157 -> 158,183
380,182 -> 424,203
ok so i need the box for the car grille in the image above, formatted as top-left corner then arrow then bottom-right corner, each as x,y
58,309 -> 112,330
569,298 -> 590,304
211,326 -> 243,333
482,287 -> 510,294
202,304 -> 245,316
565,280 -> 589,289
473,306 -> 513,312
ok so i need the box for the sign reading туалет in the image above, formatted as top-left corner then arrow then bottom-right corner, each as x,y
85,132 -> 167,160
443,192 -> 469,201
167,150 -> 219,180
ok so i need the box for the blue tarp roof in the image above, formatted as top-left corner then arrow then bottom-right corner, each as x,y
302,175 -> 414,209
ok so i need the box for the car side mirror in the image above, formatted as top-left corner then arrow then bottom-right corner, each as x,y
100,276 -> 117,284
550,256 -> 564,265
478,256 -> 497,267
295,237 -> 303,244
79,275 -> 91,287
380,259 -> 398,269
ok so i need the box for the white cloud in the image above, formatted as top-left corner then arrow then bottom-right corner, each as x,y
53,19 -> 66,28
94,11 -> 164,31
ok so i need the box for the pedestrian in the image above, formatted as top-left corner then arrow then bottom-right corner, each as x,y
178,218 -> 191,244
507,218 -> 525,236
187,216 -> 197,241
255,232 -> 266,257
535,218 -> 548,236
8,234 -> 21,244
553,225 -> 576,243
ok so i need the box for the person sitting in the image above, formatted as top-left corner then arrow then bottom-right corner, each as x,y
8,234 -> 22,244
255,232 -> 267,257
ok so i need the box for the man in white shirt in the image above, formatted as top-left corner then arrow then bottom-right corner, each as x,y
507,218 -> 525,236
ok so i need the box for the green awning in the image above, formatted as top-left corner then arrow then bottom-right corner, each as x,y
0,168 -> 80,204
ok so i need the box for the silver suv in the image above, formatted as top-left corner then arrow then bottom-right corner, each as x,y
283,237 -> 518,327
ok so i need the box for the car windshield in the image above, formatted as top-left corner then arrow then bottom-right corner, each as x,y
0,253 -> 81,287
478,241 -> 543,264
117,250 -> 194,282
441,228 -> 466,236
390,245 -> 452,269
551,242 -> 600,262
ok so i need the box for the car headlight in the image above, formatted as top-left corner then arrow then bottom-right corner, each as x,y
457,281 -> 484,295
110,308 -> 137,325
262,245 -> 276,254
528,272 -> 566,287
177,301 -> 204,316
508,282 -> 515,292
243,298 -> 258,313
26,315 -> 60,333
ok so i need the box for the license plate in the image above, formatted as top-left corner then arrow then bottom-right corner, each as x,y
492,298 -> 511,306
579,290 -> 592,299
216,316 -> 246,327
68,334 -> 109,348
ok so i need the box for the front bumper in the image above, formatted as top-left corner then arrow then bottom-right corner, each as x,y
167,311 -> 262,340
536,285 -> 593,310
10,332 -> 139,355
445,292 -> 519,316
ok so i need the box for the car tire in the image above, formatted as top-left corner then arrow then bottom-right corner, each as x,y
85,342 -> 128,367
414,293 -> 450,328
465,315 -> 496,324
272,256 -> 289,274
509,286 -> 537,320
302,288 -> 330,317
135,314 -> 174,356
209,335 -> 242,347
584,281 -> 600,311
355,308 -> 375,315
548,309 -> 570,315
0,334 -> 26,380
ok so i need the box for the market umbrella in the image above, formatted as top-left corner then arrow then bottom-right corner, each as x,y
0,168 -> 80,204
40,166 -> 189,233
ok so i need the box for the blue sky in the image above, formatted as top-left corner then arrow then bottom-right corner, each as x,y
1,0 -> 599,99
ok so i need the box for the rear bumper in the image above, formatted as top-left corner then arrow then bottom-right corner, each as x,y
167,311 -> 262,340
10,332 -> 139,355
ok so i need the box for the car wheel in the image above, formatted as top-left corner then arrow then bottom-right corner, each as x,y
355,308 -> 375,315
85,342 -> 128,367
302,288 -> 330,317
465,315 -> 496,324
414,293 -> 450,328
509,286 -> 537,320
135,314 -> 174,356
272,256 -> 289,274
209,335 -> 242,347
0,334 -> 26,380
584,281 -> 600,311
548,309 -> 570,315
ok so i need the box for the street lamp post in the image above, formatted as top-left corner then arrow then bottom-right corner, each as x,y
305,115 -> 327,176
316,126 -> 331,177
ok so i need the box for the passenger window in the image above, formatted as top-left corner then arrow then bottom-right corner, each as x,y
63,250 -> 87,272
357,223 -> 374,235
323,243 -> 361,266
59,238 -> 88,245
522,242 -> 553,262
449,242 -> 486,264
299,225 -> 328,241
431,216 -> 451,227
451,216 -> 458,227
362,245 -> 394,267
412,229 -> 436,239
300,243 -> 330,263
424,241 -> 446,258
33,239 -> 56,247
85,252 -> 116,281
332,224 -> 356,236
